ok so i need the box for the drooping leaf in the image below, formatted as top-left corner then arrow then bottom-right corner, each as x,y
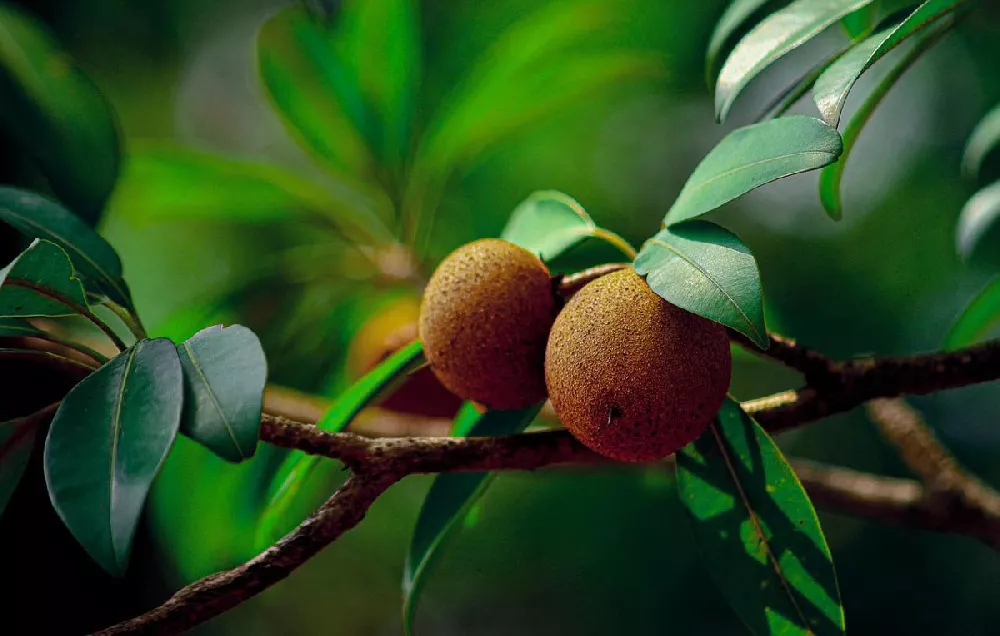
956,180 -> 1000,261
676,397 -> 845,635
177,325 -> 267,463
44,339 -> 183,576
0,188 -> 132,309
715,0 -> 876,121
256,340 -> 425,546
501,191 -> 635,262
0,239 -> 88,318
634,222 -> 767,349
945,276 -> 1000,349
819,22 -> 951,219
402,403 -> 543,635
0,317 -> 42,337
0,414 -> 38,516
814,0 -> 968,127
963,104 -> 1000,180
706,0 -> 779,84
0,4 -> 120,225
664,116 -> 842,225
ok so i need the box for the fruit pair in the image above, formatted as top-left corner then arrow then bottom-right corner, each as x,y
419,239 -> 731,461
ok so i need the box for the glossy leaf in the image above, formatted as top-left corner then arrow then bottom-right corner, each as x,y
0,4 -> 120,225
963,104 -> 1000,179
44,339 -> 183,576
707,0 -> 776,83
676,398 -> 844,635
839,2 -> 879,38
946,276 -> 1000,349
956,180 -> 1000,261
819,23 -> 950,219
0,188 -> 132,309
501,191 -> 636,261
0,414 -> 38,516
759,44 -> 853,120
0,239 -> 88,318
177,325 -> 267,463
402,403 -> 543,635
664,116 -> 842,225
716,0 -> 876,121
814,0 -> 968,127
634,222 -> 767,349
256,340 -> 425,546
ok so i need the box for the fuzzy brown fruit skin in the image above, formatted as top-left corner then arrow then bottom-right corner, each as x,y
419,238 -> 558,410
545,268 -> 731,462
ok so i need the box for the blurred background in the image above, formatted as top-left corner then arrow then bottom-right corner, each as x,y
3,0 -> 999,633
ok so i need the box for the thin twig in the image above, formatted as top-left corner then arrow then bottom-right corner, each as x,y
6,280 -> 128,351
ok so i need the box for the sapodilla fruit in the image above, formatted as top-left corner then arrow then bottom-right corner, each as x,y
545,268 -> 731,461
419,238 -> 559,410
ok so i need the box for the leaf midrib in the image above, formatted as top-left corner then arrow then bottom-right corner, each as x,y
182,341 -> 246,460
109,345 -> 138,571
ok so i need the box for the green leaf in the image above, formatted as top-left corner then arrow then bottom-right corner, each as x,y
0,317 -> 42,337
946,276 -> 1000,349
814,0 -> 968,127
338,0 -> 420,167
0,239 -> 88,318
634,222 -> 767,349
715,0 -> 876,121
676,397 -> 844,635
0,414 -> 38,516
402,403 -> 542,636
963,104 -> 1000,180
706,0 -> 777,84
501,190 -> 636,262
0,187 -> 132,309
956,180 -> 1000,261
177,325 -> 267,463
0,4 -> 120,225
819,22 -> 951,220
839,2 -> 879,39
255,340 -> 424,547
664,116 -> 842,225
44,338 -> 183,576
257,5 -> 374,180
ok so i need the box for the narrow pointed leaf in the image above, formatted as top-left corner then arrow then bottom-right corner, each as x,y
814,0 -> 968,127
177,325 -> 267,463
0,415 -> 38,516
501,190 -> 635,261
819,23 -> 951,219
716,0 -> 876,121
759,44 -> 853,121
256,340 -> 425,546
677,397 -> 845,635
0,188 -> 132,309
956,180 -> 1000,261
402,403 -> 542,636
0,239 -> 88,318
0,5 -> 120,225
44,339 -> 183,576
945,276 -> 1000,349
664,116 -> 842,225
707,0 -> 776,84
634,222 -> 767,349
963,104 -> 1000,180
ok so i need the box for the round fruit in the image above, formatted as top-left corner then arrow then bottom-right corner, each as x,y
419,238 -> 559,410
545,268 -> 731,462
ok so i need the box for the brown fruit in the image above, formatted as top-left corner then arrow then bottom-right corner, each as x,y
419,238 -> 559,410
545,268 -> 731,462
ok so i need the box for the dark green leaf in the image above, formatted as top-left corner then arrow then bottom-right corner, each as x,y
819,23 -> 951,219
402,403 -> 542,636
706,0 -> 777,84
665,116 -> 842,225
956,180 -> 1000,261
839,2 -> 879,39
945,276 -> 1000,349
676,397 -> 844,635
634,222 -> 767,349
814,0 -> 968,127
44,339 -> 183,576
963,104 -> 1000,180
256,340 -> 425,547
0,414 -> 38,516
0,239 -> 88,318
0,5 -> 120,225
0,317 -> 42,337
0,188 -> 131,309
177,325 -> 267,463
715,0 -> 876,121
501,191 -> 636,262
